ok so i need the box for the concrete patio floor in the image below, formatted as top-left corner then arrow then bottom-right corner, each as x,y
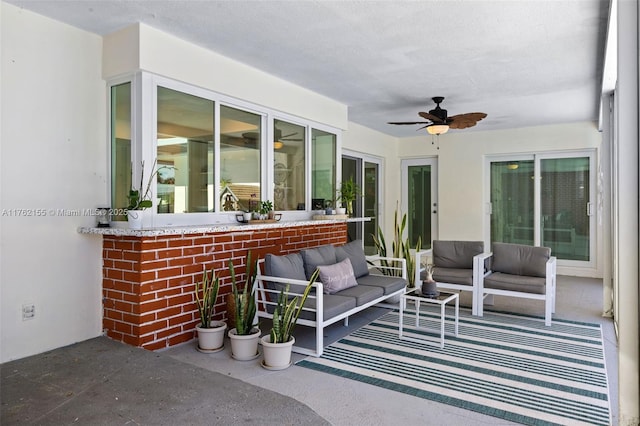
1,276 -> 617,425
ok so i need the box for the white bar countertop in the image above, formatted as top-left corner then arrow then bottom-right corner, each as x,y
78,217 -> 369,237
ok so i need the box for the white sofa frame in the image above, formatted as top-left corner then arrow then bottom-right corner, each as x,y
255,255 -> 407,357
476,252 -> 557,326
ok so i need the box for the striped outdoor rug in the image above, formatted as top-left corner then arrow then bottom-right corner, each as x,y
297,308 -> 611,426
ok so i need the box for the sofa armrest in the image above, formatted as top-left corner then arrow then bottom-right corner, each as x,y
366,255 -> 407,280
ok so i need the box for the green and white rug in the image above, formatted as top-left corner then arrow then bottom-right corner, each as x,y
297,308 -> 611,426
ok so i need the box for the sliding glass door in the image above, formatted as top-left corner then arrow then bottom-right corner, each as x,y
488,152 -> 595,267
342,153 -> 382,254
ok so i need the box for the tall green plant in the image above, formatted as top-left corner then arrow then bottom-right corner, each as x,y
270,269 -> 319,343
230,251 -> 258,335
195,266 -> 221,329
371,205 -> 421,286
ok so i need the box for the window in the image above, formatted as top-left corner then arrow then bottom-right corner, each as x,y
273,119 -> 305,210
109,74 -> 340,224
311,128 -> 336,209
157,87 -> 214,213
110,82 -> 132,220
220,105 -> 262,212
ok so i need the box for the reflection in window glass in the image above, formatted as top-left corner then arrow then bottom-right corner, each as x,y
490,160 -> 535,245
311,129 -> 336,209
157,87 -> 214,213
274,119 -> 305,210
220,105 -> 261,212
111,82 -> 132,221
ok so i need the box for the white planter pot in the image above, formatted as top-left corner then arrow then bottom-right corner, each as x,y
127,210 -> 144,229
228,327 -> 261,360
336,207 -> 346,215
261,335 -> 295,370
196,321 -> 227,353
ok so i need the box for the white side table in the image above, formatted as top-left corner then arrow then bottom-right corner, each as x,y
399,288 -> 459,348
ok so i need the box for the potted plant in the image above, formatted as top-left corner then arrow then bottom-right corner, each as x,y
260,200 -> 274,220
228,252 -> 261,360
194,266 -> 227,352
127,159 -> 174,229
337,177 -> 362,217
261,269 -> 319,370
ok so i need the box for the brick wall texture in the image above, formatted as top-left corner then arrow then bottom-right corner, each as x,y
102,223 -> 348,350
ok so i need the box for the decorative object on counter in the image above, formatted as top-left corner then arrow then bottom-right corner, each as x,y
259,200 -> 274,220
421,264 -> 438,297
127,159 -> 175,229
372,203 -> 422,288
228,252 -> 261,360
324,200 -> 335,215
261,269 -> 319,370
194,266 -> 227,353
96,207 -> 111,228
337,177 -> 362,217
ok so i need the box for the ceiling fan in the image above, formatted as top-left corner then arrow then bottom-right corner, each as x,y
388,97 -> 487,134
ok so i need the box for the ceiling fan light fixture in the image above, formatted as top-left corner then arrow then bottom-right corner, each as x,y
274,140 -> 284,149
426,124 -> 449,135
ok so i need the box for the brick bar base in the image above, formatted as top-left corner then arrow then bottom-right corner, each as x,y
101,223 -> 348,351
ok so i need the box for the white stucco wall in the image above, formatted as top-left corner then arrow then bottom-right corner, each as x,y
103,23 -> 348,132
0,3 -> 105,362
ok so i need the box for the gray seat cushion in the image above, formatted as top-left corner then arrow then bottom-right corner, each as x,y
334,284 -> 383,306
484,272 -> 546,294
433,240 -> 484,269
335,240 -> 369,278
491,242 -> 550,278
299,294 -> 357,321
301,245 -> 337,279
431,267 -> 473,286
356,274 -> 406,295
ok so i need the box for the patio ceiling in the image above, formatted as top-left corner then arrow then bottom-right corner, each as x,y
7,0 -> 610,137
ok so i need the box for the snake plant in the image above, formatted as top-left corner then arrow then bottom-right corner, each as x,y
230,251 -> 258,335
371,204 -> 421,286
195,266 -> 221,328
269,269 -> 319,344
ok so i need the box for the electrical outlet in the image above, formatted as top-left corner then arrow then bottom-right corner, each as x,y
22,304 -> 35,320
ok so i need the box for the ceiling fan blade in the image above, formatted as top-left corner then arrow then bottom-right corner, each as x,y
388,121 -> 430,125
418,112 -> 444,123
448,112 -> 487,129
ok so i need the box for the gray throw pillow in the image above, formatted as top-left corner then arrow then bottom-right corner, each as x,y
335,240 -> 370,278
317,258 -> 358,294
301,245 -> 337,279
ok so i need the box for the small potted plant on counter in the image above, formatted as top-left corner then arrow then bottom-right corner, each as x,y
261,269 -> 319,370
260,200 -> 274,220
337,177 -> 362,217
228,252 -> 261,360
194,266 -> 227,353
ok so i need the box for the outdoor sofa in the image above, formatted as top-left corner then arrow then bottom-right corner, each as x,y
255,240 -> 407,357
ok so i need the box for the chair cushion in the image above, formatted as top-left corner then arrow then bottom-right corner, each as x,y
335,240 -> 370,278
431,267 -> 473,286
356,274 -> 406,295
301,245 -> 337,279
491,242 -> 550,278
484,272 -> 546,294
334,284 -> 384,306
317,258 -> 358,294
433,240 -> 484,269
